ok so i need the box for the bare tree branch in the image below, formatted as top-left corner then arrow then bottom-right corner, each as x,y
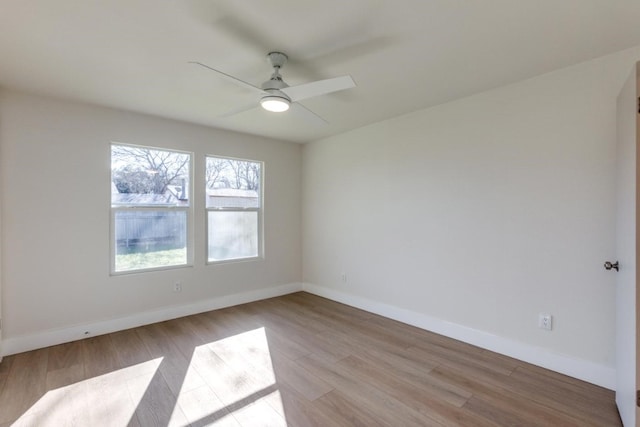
111,145 -> 189,195
205,157 -> 229,189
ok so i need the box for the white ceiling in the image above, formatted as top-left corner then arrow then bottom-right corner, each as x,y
2,1 -> 640,143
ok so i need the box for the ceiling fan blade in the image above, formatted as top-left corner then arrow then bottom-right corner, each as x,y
189,61 -> 265,94
290,103 -> 328,126
218,101 -> 258,118
281,75 -> 356,102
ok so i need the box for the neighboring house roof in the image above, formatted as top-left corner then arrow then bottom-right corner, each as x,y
112,192 -> 184,206
207,188 -> 259,209
111,187 -> 257,208
111,181 -> 189,207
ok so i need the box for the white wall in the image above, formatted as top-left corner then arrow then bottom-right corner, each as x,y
0,90 -> 302,351
3,44 -> 640,387
302,45 -> 640,384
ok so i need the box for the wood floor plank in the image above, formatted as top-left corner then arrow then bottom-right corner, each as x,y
32,376 -> 92,426
514,363 -> 615,402
127,370 -> 189,427
0,348 -> 49,424
0,355 -> 15,397
176,384 -> 240,426
46,340 -> 86,390
283,293 -> 375,322
45,363 -> 85,390
262,327 -> 313,361
348,346 -> 472,406
110,328 -> 153,370
270,350 -> 334,401
228,398 -> 287,427
82,334 -> 119,378
334,354 -> 504,427
314,390 -> 390,427
463,395 -> 543,427
162,316 -> 207,358
185,311 -> 234,344
268,297 -> 336,332
430,364 -> 592,426
207,325 -> 277,388
294,353 -> 442,426
81,367 -> 139,425
190,342 -> 278,413
480,348 -> 522,371
265,383 -> 337,427
351,340 -> 438,377
505,365 -> 621,426
136,322 -> 206,396
47,340 -> 83,372
339,354 -> 470,408
255,309 -> 327,342
298,303 -> 419,351
406,342 -> 515,379
201,307 -> 265,339
258,312 -> 353,363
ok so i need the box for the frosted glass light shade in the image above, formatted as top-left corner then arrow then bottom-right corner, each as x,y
260,96 -> 290,112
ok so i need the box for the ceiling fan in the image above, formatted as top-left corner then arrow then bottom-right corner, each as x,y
191,52 -> 356,124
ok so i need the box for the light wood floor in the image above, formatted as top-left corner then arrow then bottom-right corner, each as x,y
0,292 -> 622,426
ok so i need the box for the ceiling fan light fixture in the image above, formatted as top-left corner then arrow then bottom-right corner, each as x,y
260,95 -> 290,112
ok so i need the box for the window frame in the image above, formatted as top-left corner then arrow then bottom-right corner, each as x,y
110,142 -> 194,275
205,154 -> 264,265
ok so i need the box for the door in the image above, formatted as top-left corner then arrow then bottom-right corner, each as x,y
615,64 -> 639,427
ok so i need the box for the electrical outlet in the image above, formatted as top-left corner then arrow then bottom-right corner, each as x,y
538,313 -> 552,331
341,273 -> 347,283
174,282 -> 182,293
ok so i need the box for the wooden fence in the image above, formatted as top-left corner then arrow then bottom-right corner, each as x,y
115,211 -> 186,250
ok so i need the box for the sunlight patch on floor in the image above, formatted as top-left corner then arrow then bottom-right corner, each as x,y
10,327 -> 288,426
185,327 -> 286,426
11,358 -> 163,427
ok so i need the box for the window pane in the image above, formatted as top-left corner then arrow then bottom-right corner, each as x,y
208,211 -> 258,261
111,145 -> 190,207
115,210 -> 187,271
205,157 -> 260,209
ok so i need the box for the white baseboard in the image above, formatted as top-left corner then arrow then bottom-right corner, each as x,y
302,283 -> 616,390
2,282 -> 303,357
3,281 -> 616,390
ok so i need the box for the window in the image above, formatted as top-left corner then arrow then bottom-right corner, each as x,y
111,143 -> 192,273
206,156 -> 262,263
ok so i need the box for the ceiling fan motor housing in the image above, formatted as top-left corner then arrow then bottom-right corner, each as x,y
267,51 -> 288,68
261,52 -> 290,104
261,78 -> 288,92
